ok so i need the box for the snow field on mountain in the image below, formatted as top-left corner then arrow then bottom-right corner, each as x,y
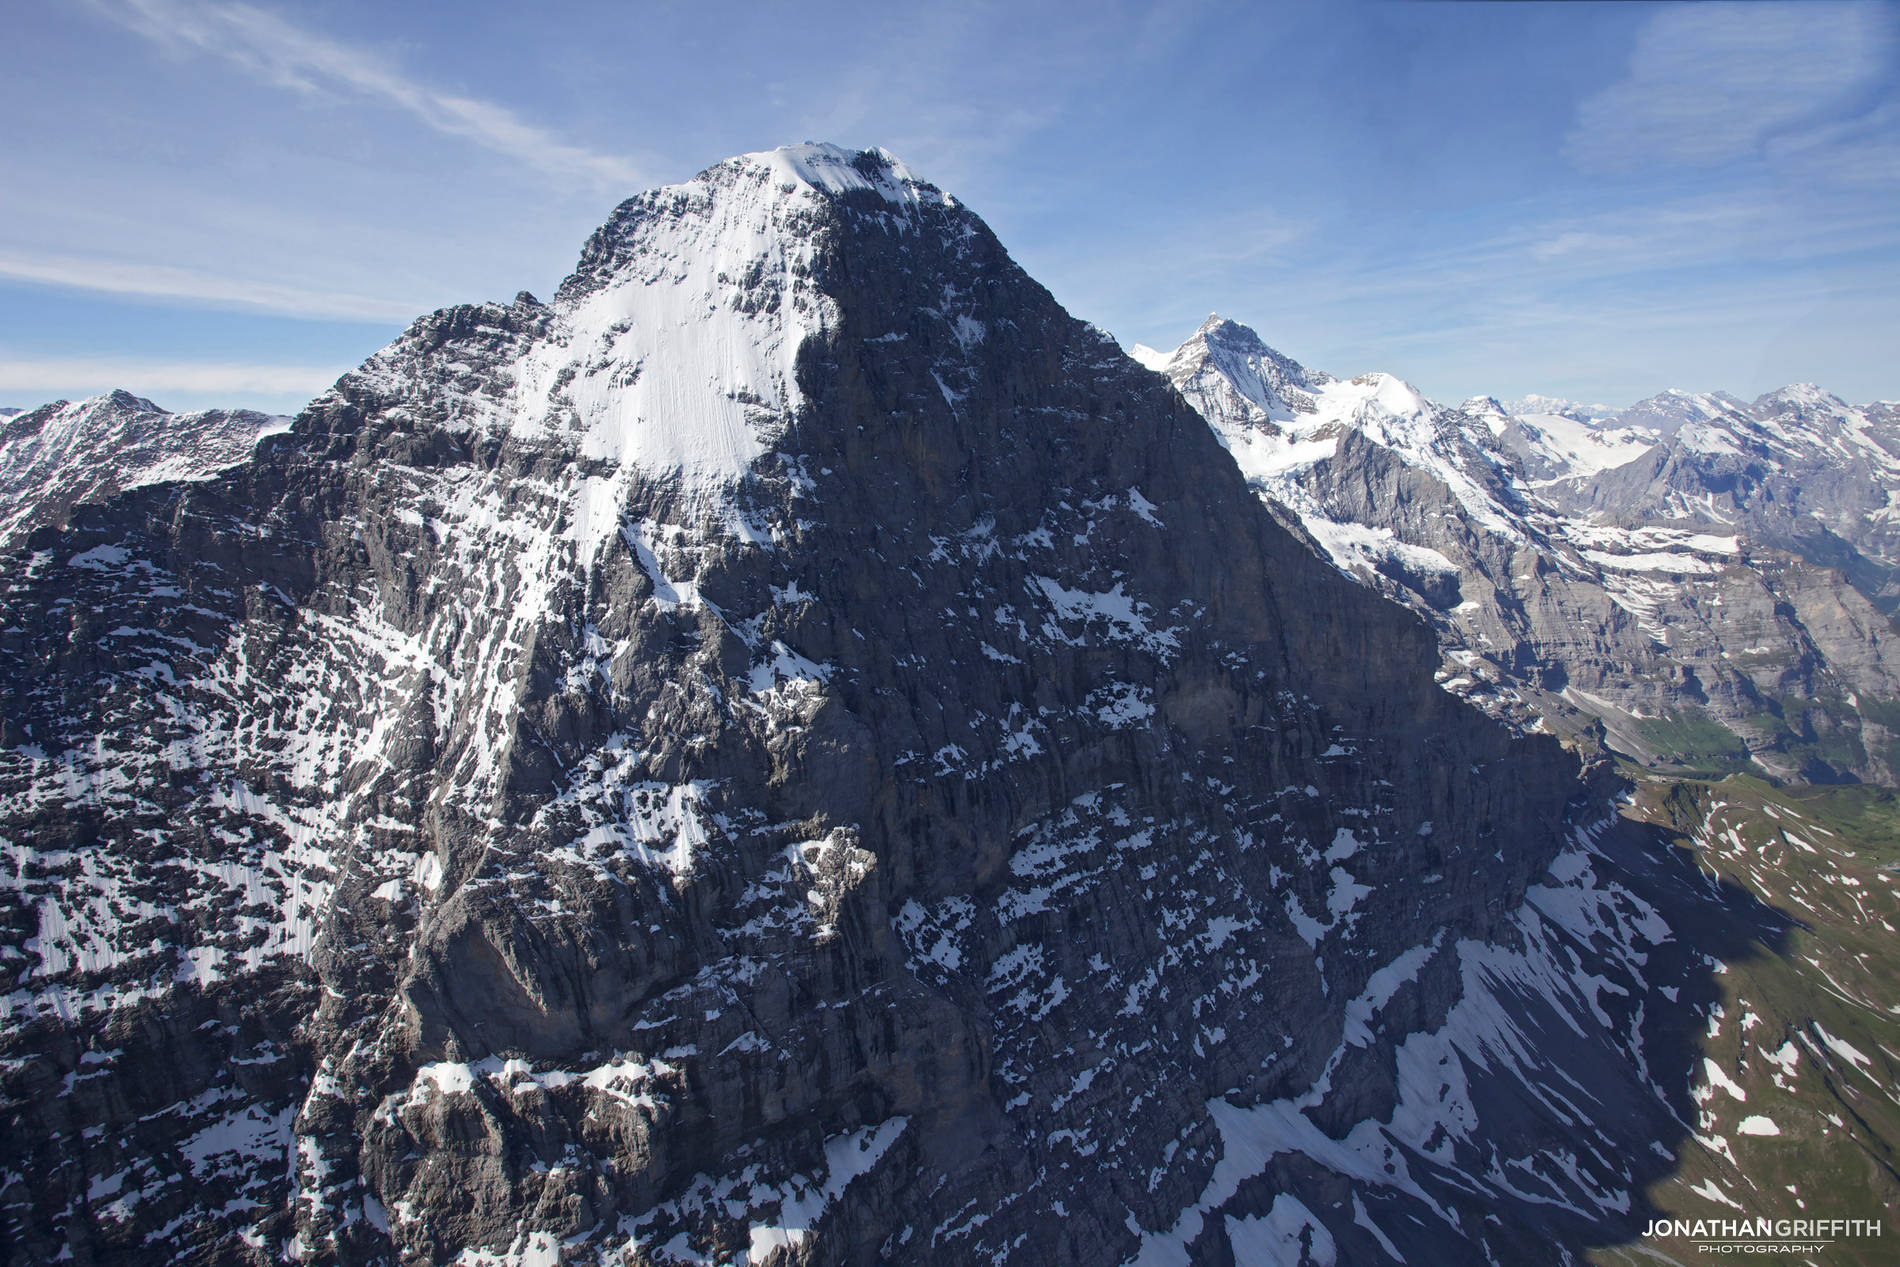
1511,410 -> 1658,482
1130,821 -> 1674,1266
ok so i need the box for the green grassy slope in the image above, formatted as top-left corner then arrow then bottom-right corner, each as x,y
1593,775 -> 1899,1267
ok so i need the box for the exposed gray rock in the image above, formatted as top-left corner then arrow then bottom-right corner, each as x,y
0,146 -> 1758,1267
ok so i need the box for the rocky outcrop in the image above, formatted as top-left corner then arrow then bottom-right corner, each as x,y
0,390 -> 289,550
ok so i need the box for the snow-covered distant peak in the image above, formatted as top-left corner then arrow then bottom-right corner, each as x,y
1162,319 -> 1527,541
1635,385 -> 1852,462
1188,314 -> 1322,376
1128,343 -> 1172,373
1500,393 -> 1617,424
1617,389 -> 1744,436
1192,312 -> 1248,341
1458,397 -> 1516,438
1328,370 -> 1428,422
1164,318 -> 1439,445
1500,382 -> 1881,480
6,389 -> 286,437
55,388 -> 167,418
1160,315 -> 1333,429
1751,382 -> 1848,417
1506,410 -> 1658,482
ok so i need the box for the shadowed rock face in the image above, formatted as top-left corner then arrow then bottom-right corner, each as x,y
2,147 -> 1742,1267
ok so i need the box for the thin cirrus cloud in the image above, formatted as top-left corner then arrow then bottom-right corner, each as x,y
1766,98 -> 1900,187
0,249 -> 422,322
1517,195 -> 1900,277
90,0 -> 649,191
0,355 -> 344,397
1563,2 -> 1896,176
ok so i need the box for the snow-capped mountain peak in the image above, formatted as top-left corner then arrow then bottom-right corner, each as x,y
1633,382 -> 1898,473
99,387 -> 165,414
1154,317 -> 1524,561
1497,406 -> 1659,483
337,144 -> 966,521
1127,342 -> 1172,372
1149,314 -> 1333,429
1617,387 -> 1744,435
1751,381 -> 1850,419
742,141 -> 945,208
1333,368 -> 1429,422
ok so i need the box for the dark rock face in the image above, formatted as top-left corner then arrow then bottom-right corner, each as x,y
0,390 -> 289,551
3,146 -> 1711,1266
1156,320 -> 1900,784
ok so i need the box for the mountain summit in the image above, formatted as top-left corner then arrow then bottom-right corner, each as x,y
0,146 -> 1781,1265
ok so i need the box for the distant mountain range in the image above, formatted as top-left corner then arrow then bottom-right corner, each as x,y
1144,316 -> 1900,784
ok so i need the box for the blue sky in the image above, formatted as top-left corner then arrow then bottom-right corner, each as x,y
3,0 -> 1897,414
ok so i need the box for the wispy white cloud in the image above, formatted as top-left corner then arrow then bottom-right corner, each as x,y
0,355 -> 344,397
1766,98 -> 1900,188
1527,231 -> 1639,264
1109,181 -> 1900,403
1564,2 -> 1896,176
1021,204 -> 1308,342
0,248 -> 422,321
1235,190 -> 1900,322
92,0 -> 647,190
1510,195 -> 1900,279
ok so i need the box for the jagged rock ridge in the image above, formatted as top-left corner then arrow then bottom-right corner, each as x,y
2,147 -> 1742,1266
0,390 -> 290,550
